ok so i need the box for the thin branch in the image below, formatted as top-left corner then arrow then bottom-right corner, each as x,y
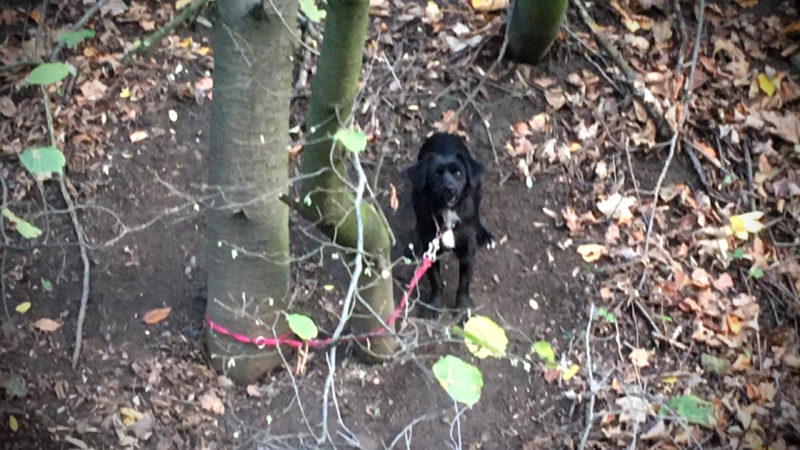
578,303 -> 596,450
49,0 -> 109,61
122,0 -> 210,64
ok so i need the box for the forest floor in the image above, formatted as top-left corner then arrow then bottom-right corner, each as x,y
1,0 -> 800,449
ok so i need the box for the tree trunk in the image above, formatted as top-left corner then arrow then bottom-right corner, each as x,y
506,0 -> 568,65
299,0 -> 397,359
206,0 -> 296,384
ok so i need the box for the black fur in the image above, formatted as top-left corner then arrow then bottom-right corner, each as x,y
408,133 -> 494,318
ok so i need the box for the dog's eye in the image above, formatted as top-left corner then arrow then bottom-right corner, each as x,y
454,170 -> 462,177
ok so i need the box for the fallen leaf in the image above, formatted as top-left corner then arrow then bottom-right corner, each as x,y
757,73 -> 775,96
142,307 -> 171,325
629,348 -> 651,368
713,272 -> 734,292
129,130 -> 148,143
80,79 -> 107,101
544,87 -> 567,109
199,390 -> 225,415
691,268 -> 711,289
726,211 -> 764,240
577,244 -> 606,262
726,314 -> 744,334
0,96 -> 16,118
15,302 -> 31,314
471,0 -> 508,11
246,384 -> 263,397
617,395 -> 651,423
388,183 -> 398,211
561,364 -> 580,381
32,318 -> 61,332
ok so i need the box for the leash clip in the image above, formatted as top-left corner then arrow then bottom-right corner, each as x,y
424,237 -> 440,262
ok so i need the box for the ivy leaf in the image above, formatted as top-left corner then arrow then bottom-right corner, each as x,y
748,265 -> 764,279
2,209 -> 42,239
19,146 -> 66,177
461,315 -> 508,359
57,29 -> 95,49
26,62 -> 73,85
287,313 -> 318,340
432,355 -> 483,407
531,341 -> 556,368
665,394 -> 712,426
334,128 -> 367,153
597,308 -> 615,323
298,0 -> 326,22
41,278 -> 53,292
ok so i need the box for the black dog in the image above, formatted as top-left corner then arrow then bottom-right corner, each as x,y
408,133 -> 494,318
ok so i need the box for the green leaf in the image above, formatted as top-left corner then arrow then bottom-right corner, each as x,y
299,0 -> 326,22
665,394 -> 712,426
2,209 -> 42,239
8,414 -> 18,432
57,29 -> 95,49
723,174 -> 732,186
656,314 -> 672,323
287,313 -> 318,340
41,278 -> 53,292
748,265 -> 764,279
1,374 -> 27,398
597,308 -> 615,323
531,341 -> 556,368
700,353 -> 729,375
26,62 -> 72,85
432,355 -> 483,407
460,315 -> 508,359
334,128 -> 367,153
20,146 -> 66,176
732,248 -> 744,259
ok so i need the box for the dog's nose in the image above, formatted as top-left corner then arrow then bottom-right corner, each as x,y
444,186 -> 457,198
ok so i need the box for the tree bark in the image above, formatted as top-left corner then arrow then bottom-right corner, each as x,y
299,0 -> 397,359
206,0 -> 296,384
507,0 -> 568,65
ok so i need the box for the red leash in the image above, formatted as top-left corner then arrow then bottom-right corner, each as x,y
205,243 -> 437,349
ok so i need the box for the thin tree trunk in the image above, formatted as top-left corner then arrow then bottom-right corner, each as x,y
507,0 -> 568,65
206,0 -> 296,384
299,0 -> 397,359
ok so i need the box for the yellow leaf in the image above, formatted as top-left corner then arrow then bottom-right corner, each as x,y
119,87 -> 130,98
726,314 -> 744,334
15,302 -> 31,314
660,376 -> 678,385
463,315 -> 508,359
179,37 -> 193,48
561,364 -> 580,381
120,407 -> 143,426
727,211 -> 764,240
323,284 -> 334,291
577,244 -> 606,262
197,46 -> 210,56
471,0 -> 508,12
757,73 -> 775,97
176,0 -> 191,9
9,414 -> 18,432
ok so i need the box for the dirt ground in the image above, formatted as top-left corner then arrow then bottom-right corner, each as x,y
2,0 -> 800,449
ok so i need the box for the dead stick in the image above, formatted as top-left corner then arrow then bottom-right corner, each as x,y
122,0 -> 209,65
571,0 -> 672,138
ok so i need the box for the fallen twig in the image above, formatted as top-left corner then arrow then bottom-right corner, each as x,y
578,303 -> 596,450
122,0 -> 210,65
571,0 -> 672,138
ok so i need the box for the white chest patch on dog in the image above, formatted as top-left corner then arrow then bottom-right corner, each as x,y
441,229 -> 456,249
440,209 -> 460,249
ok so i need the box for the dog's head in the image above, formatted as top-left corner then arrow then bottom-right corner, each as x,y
408,133 -> 484,209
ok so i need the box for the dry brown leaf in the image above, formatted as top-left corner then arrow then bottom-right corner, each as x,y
199,390 -> 225,415
33,318 -> 61,332
388,183 -> 399,211
629,348 -> 651,368
0,96 -> 16,118
691,267 -> 711,289
713,272 -> 734,293
246,384 -> 263,397
142,307 -> 171,325
544,87 -> 566,110
80,79 -> 108,101
725,314 -> 744,334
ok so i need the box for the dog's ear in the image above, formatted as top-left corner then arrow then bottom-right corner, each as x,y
406,161 -> 427,192
458,152 -> 484,186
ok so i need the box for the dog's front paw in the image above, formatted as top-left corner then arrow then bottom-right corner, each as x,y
477,227 -> 495,250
